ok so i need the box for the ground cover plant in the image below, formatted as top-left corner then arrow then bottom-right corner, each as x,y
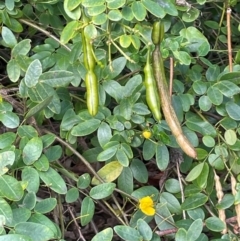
1,0 -> 240,240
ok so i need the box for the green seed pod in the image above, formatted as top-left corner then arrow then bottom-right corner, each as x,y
85,71 -> 99,116
151,21 -> 165,45
144,50 -> 161,122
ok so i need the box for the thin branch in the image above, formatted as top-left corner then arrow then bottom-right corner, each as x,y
169,57 -> 174,98
19,19 -> 71,52
226,8 -> 232,72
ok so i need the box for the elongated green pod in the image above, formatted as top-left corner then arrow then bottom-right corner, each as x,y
85,70 -> 99,116
151,21 -> 164,45
144,50 -> 161,122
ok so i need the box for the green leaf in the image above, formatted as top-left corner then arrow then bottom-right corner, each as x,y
185,163 -> 204,182
156,145 -> 169,171
28,82 -> 60,114
160,192 -> 182,214
132,103 -> 150,115
97,122 -> 112,148
92,13 -> 108,25
8,207 -> 31,227
118,98 -> 133,120
116,148 -> 129,167
0,151 -> 15,175
25,96 -> 53,120
182,193 -> 208,210
71,119 -> 101,136
226,101 -> 240,120
156,0 -> 178,16
107,0 -> 125,9
91,227 -> 113,241
17,126 -> 38,139
44,145 -> 62,162
207,86 -> 223,105
114,225 -> 142,241
173,51 -> 191,65
205,217 -> 225,232
208,154 -> 224,170
80,196 -> 95,226
33,154 -> 49,172
15,222 -> 55,241
175,228 -> 187,241
155,204 -> 175,230
39,167 -> 67,194
216,81 -> 240,97
130,159 -> 148,183
25,59 -> 42,87
0,175 -> 23,201
6,0 -> 15,11
61,109 -> 80,131
77,173 -> 91,189
5,18 -> 23,33
0,197 -> 13,225
90,183 -> 116,199
0,132 -> 16,149
187,208 -> 205,220
180,27 -> 210,56
186,113 -> 216,137
104,57 -> 127,80
216,194 -> 234,210
131,1 -> 146,21
117,167 -> 133,195
88,5 -> 106,16
1,26 -> 17,48
199,95 -> 212,111
202,135 -> 215,147
102,80 -> 123,102
196,163 -> 209,189
108,9 -> 122,21
142,0 -> 165,18
98,146 -> 118,162
0,111 -> 19,128
131,186 -> 159,201
40,71 -> 74,87
7,59 -> 21,82
192,81 -> 207,95
119,34 -> 131,48
137,219 -> 153,241
143,139 -> 156,160
122,6 -> 134,21
0,234 -> 32,241
206,65 -> 220,81
22,167 -> 40,193
196,148 -> 208,160
22,137 -> 43,165
92,161 -> 123,185
165,178 -> 181,193
224,129 -> 237,145
11,39 -> 31,57
34,198 -> 57,214
60,20 -> 79,44
66,187 -> 79,203
22,192 -> 36,210
63,0 -> 81,20
66,0 -> 82,11
182,8 -> 200,23
219,71 -> 240,85
186,219 -> 203,241
28,213 -> 60,239
82,0 -> 105,7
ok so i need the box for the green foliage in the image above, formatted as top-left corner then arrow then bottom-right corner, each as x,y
0,0 -> 240,240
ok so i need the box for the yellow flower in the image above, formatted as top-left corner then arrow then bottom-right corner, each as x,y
139,196 -> 155,216
142,130 -> 152,139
